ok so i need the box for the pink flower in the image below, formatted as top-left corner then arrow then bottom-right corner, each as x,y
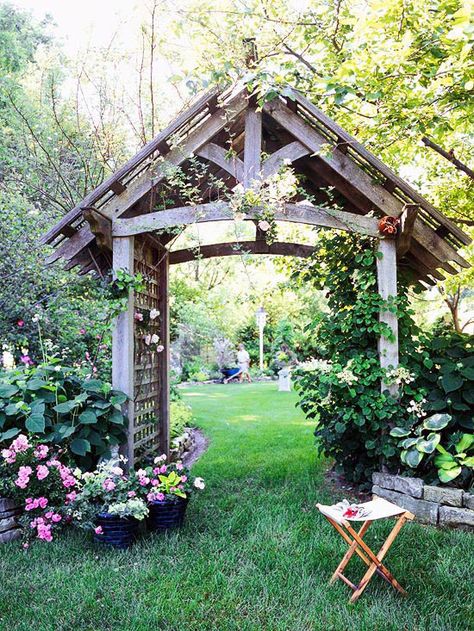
34,444 -> 49,459
37,523 -> 53,542
156,345 -> 164,353
65,491 -> 77,503
45,511 -> 54,519
17,320 -> 24,328
51,514 -> 62,523
151,479 -> 159,486
127,491 -> 136,498
20,355 -> 33,366
36,465 -> 49,480
2,449 -> 16,464
178,485 -> 184,490
176,463 -> 183,471
22,542 -> 29,550
139,477 -> 150,486
94,526 -> 103,535
160,465 -> 167,474
103,478 -> 116,492
12,434 -> 30,453
147,491 -> 165,502
15,466 -> 32,488
181,475 -> 188,482
25,498 -> 38,511
79,328 -> 86,334
134,312 -> 144,322
38,497 -> 48,509
153,467 -> 160,475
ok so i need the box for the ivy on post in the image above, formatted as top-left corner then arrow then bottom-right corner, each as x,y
376,237 -> 399,396
112,236 -> 135,468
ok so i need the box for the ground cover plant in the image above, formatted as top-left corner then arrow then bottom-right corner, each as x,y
0,382 -> 473,631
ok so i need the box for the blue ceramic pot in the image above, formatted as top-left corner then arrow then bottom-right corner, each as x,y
94,512 -> 140,549
147,496 -> 189,532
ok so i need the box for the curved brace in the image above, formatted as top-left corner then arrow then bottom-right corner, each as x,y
169,241 -> 315,265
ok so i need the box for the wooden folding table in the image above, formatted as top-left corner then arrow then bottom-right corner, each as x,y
317,498 -> 414,603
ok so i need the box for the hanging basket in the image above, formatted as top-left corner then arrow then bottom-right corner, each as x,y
93,512 -> 140,549
146,496 -> 189,532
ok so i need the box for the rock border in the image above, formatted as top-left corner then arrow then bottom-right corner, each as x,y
0,497 -> 22,544
372,472 -> 474,529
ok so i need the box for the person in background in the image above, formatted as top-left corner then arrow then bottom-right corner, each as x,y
237,343 -> 251,383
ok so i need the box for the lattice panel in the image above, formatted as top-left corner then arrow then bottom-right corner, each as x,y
133,238 -> 162,462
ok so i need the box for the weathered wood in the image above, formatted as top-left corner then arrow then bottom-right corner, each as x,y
112,236 -> 135,468
264,98 -> 470,270
243,108 -> 262,188
261,141 -> 310,179
196,142 -> 244,182
46,90 -> 249,265
157,251 -> 170,457
113,201 -> 380,237
376,239 -> 399,395
83,208 -> 112,251
41,86 -> 223,245
289,89 -> 471,246
397,205 -> 419,256
169,241 -> 315,264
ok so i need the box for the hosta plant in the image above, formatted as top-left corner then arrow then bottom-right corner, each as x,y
390,413 -> 474,488
0,434 -> 77,546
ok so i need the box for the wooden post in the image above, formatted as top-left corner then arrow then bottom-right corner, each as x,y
243,107 -> 262,189
376,238 -> 399,395
157,250 -> 170,457
112,236 -> 135,467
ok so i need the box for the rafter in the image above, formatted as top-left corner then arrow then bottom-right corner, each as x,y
196,142 -> 244,182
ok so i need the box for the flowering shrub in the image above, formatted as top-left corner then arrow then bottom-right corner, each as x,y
135,454 -> 205,503
0,434 -> 77,545
0,363 -> 128,469
71,462 -> 149,531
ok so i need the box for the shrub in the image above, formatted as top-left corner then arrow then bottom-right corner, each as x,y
0,363 -> 128,469
170,400 -> 194,439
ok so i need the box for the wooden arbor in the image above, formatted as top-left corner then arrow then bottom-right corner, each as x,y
41,83 -> 470,467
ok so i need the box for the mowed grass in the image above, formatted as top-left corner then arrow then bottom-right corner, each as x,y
1,382 -> 473,631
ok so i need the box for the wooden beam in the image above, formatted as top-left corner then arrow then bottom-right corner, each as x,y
397,204 -> 419,256
169,241 -> 315,264
41,86 -> 223,245
112,236 -> 135,468
244,108 -> 262,188
112,201 -> 380,237
376,239 -> 399,395
157,251 -> 170,457
196,142 -> 244,182
264,98 -> 469,270
46,90 -> 248,265
261,141 -> 310,179
83,208 -> 112,251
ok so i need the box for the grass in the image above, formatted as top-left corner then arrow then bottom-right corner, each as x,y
1,382 -> 473,631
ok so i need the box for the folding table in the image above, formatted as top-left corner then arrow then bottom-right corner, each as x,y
317,497 -> 414,603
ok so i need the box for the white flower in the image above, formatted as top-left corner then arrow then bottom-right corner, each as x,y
151,334 -> 159,344
149,309 -> 160,320
32,313 -> 41,323
110,466 -> 124,476
73,468 -> 82,479
156,345 -> 164,353
144,334 -> 152,346
258,220 -> 271,232
298,358 -> 332,373
153,454 -> 167,464
193,477 -> 205,490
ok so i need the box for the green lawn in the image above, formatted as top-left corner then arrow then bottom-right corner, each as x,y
1,382 -> 473,630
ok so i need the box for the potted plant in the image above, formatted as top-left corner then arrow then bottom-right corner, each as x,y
72,462 -> 148,549
137,454 -> 205,532
0,434 -> 76,547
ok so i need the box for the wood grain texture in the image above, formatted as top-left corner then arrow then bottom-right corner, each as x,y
196,142 -> 244,182
377,239 -> 399,395
169,241 -> 315,264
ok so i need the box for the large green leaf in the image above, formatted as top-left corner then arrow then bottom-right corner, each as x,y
25,413 -> 45,433
56,424 -> 76,439
390,427 -> 411,437
405,448 -> 423,468
27,379 -> 49,391
82,380 -> 105,393
0,427 -> 20,441
434,452 -> 458,469
463,390 -> 474,405
438,466 -> 462,483
461,366 -> 474,380
416,433 -> 440,454
400,437 -> 419,449
53,400 -> 79,414
109,408 -> 125,425
441,373 -> 464,394
70,438 -> 91,456
423,414 -> 451,431
455,434 -> 474,454
110,392 -> 127,406
0,384 -> 19,398
79,409 -> 98,425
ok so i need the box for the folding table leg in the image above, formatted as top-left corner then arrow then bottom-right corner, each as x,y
348,515 -> 408,603
330,520 -> 371,585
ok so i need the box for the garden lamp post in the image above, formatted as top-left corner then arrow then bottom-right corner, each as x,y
255,306 -> 267,371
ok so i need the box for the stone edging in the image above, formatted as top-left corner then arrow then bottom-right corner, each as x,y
373,473 -> 474,529
0,497 -> 22,543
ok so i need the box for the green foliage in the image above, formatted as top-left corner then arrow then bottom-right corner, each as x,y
391,414 -> 474,488
0,363 -> 128,469
293,232 -> 426,486
170,400 -> 194,439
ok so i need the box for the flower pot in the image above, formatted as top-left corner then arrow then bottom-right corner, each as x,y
147,496 -> 189,532
94,512 -> 140,549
